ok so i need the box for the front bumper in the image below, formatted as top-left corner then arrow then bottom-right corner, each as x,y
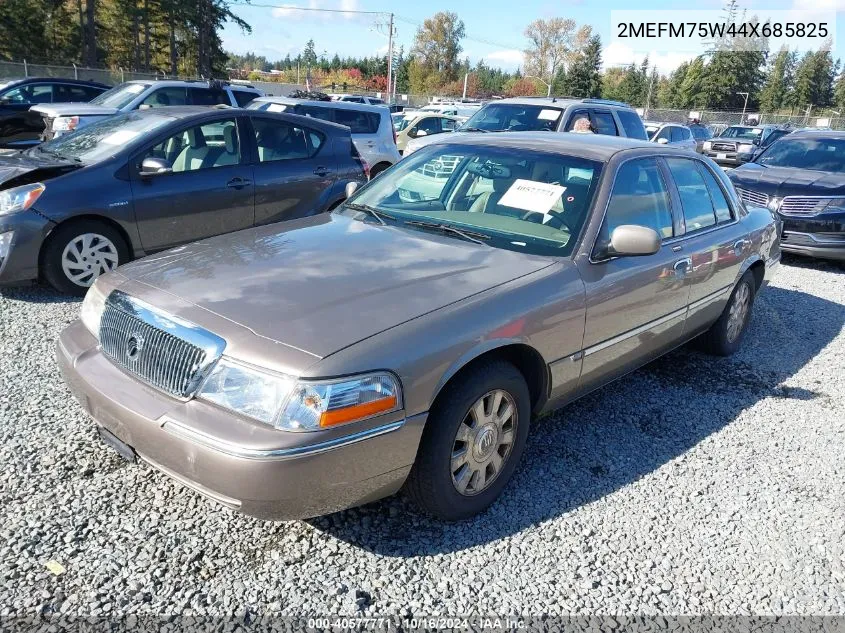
57,320 -> 427,520
780,213 -> 845,261
0,209 -> 52,285
704,150 -> 744,166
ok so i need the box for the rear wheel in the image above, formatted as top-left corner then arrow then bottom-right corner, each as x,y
406,360 -> 531,520
369,162 -> 391,179
42,220 -> 129,296
700,271 -> 756,356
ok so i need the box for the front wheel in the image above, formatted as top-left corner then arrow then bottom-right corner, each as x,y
405,360 -> 531,520
700,271 -> 756,356
42,220 -> 129,296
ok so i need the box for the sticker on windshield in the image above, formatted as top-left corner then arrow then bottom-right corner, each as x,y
126,84 -> 146,94
100,129 -> 140,145
498,179 -> 566,216
537,109 -> 560,121
266,103 -> 287,113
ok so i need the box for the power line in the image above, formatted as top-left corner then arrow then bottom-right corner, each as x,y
229,2 -> 386,16
393,14 -> 523,52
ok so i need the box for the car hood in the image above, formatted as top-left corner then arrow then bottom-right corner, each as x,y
30,103 -> 119,117
0,151 -> 81,189
729,163 -> 845,198
115,213 -> 555,358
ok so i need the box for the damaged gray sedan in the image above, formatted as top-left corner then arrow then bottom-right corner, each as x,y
58,133 -> 780,521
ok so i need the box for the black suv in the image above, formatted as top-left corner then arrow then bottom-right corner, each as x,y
0,77 -> 109,149
728,129 -> 845,261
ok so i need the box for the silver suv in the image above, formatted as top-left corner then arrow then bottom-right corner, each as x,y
32,79 -> 264,140
405,97 -> 648,155
247,96 -> 401,177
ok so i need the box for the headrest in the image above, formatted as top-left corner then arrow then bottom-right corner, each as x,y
224,125 -> 236,153
187,127 -> 206,149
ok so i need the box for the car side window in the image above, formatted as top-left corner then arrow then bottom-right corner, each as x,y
232,91 -> 258,107
55,84 -> 92,102
189,88 -> 229,106
590,110 -> 618,136
697,163 -> 733,224
1,83 -> 52,104
616,109 -> 649,140
441,118 -> 458,132
599,158 -> 674,245
84,86 -> 107,100
565,109 -> 591,131
140,87 -> 188,108
252,117 -> 322,162
295,104 -> 334,123
665,158 -> 718,232
141,118 -> 240,173
333,109 -> 380,134
415,117 -> 442,136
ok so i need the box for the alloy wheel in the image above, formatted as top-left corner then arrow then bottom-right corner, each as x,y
727,282 -> 751,343
450,389 -> 518,496
61,233 -> 120,288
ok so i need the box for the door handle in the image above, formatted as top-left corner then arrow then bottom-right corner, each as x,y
226,177 -> 252,189
673,257 -> 692,276
313,166 -> 330,177
734,238 -> 750,252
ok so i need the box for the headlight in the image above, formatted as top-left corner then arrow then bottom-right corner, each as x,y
53,116 -> 79,132
703,141 -> 712,151
80,282 -> 107,337
0,183 -> 45,216
738,143 -> 754,153
198,362 -> 401,431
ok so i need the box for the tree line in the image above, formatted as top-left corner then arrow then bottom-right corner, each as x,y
0,0 -> 249,77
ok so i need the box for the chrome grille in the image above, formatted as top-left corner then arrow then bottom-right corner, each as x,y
99,291 -> 226,399
735,187 -> 769,208
778,196 -> 828,216
711,142 -> 736,152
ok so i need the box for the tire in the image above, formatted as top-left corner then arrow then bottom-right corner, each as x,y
406,360 -> 531,521
699,271 -> 756,356
369,163 -> 390,179
42,220 -> 129,297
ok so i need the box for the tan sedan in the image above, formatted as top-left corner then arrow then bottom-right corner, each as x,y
393,111 -> 462,154
58,133 -> 781,521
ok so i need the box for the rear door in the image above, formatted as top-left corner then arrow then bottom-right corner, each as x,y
662,157 -> 747,333
129,115 -> 255,251
248,115 -> 336,225
589,108 -> 620,136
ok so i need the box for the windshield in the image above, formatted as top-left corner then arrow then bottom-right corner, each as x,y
394,115 -> 416,132
337,144 -> 602,257
757,137 -> 845,172
645,124 -> 660,140
31,111 -> 173,163
461,103 -> 563,132
246,100 -> 289,112
89,82 -> 149,108
719,126 -> 762,140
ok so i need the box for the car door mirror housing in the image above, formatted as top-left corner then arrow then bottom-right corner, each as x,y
607,225 -> 661,257
416,129 -> 428,137
140,157 -> 172,177
345,181 -> 358,198
656,137 -> 669,145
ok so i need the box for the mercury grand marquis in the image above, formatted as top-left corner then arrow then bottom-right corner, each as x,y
57,133 -> 781,521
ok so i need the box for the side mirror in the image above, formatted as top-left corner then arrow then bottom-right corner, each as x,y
345,181 -> 358,198
415,129 -> 428,137
607,225 -> 661,257
656,137 -> 669,145
139,156 -> 172,177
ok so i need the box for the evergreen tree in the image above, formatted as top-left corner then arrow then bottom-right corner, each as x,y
760,47 -> 794,112
559,34 -> 602,97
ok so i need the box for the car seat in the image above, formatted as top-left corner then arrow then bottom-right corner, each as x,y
172,127 -> 210,172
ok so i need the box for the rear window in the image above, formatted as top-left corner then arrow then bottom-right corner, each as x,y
232,90 -> 259,107
616,109 -> 648,140
462,103 -> 562,132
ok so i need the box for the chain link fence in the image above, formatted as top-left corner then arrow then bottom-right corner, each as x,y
0,60 -> 179,86
643,107 -> 845,130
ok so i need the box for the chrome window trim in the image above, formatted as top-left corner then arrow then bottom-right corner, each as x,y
163,418 -> 405,461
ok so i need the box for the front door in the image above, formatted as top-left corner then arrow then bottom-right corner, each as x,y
130,115 -> 254,251
663,157 -> 747,333
248,116 -> 336,225
575,157 -> 691,392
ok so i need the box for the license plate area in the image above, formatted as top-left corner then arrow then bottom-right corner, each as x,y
717,152 -> 728,160
97,426 -> 136,462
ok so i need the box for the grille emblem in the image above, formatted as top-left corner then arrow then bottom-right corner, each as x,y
126,335 -> 144,361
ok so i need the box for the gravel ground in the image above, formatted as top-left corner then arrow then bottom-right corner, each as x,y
1,257 -> 844,619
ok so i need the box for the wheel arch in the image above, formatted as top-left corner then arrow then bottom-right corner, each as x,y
39,214 -> 135,272
429,341 -> 550,417
737,253 -> 765,290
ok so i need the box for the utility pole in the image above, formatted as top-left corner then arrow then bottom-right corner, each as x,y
644,65 -> 656,118
463,73 -> 468,99
737,91 -> 749,123
386,12 -> 394,104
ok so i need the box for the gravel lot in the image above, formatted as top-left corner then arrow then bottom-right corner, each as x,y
1,257 -> 844,619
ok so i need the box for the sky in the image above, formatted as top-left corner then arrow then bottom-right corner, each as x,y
222,0 -> 845,76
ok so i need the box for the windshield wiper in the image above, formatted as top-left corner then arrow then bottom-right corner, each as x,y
403,220 -> 491,245
344,202 -> 393,225
459,126 -> 489,133
37,146 -> 80,163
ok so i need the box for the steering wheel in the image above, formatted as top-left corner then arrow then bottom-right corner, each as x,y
521,208 -> 572,232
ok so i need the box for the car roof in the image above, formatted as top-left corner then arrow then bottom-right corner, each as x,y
491,96 -> 636,110
785,129 -> 845,139
251,96 -> 389,113
0,76 -> 109,88
430,131 -> 657,161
